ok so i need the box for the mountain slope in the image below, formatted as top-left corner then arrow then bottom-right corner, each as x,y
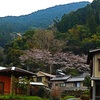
55,0 -> 100,33
0,2 -> 89,33
54,0 -> 100,54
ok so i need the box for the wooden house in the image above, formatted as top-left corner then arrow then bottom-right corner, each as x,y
0,67 -> 35,95
65,76 -> 87,91
50,75 -> 71,91
87,49 -> 100,100
33,71 -> 55,88
51,72 -> 88,91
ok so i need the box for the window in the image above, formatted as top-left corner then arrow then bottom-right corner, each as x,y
77,82 -> 80,87
98,59 -> 100,71
60,83 -> 66,87
0,82 -> 4,94
75,82 -> 80,87
55,84 -> 58,86
37,77 -> 42,82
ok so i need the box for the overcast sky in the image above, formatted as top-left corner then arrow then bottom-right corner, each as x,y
0,0 -> 93,17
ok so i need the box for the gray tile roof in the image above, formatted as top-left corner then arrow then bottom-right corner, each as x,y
0,66 -> 36,76
66,77 -> 84,82
89,49 -> 100,53
91,77 -> 100,80
51,75 -> 71,81
87,48 -> 100,64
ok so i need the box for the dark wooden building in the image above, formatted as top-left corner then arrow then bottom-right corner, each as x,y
0,67 -> 35,95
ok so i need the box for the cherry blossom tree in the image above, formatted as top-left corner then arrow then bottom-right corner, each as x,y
20,49 -> 89,74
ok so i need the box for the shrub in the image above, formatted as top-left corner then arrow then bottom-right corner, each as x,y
81,95 -> 90,100
83,90 -> 90,95
50,87 -> 61,100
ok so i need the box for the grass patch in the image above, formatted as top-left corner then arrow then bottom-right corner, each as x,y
60,96 -> 75,100
0,95 -> 49,100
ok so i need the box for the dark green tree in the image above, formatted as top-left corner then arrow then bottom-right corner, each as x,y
83,75 -> 91,89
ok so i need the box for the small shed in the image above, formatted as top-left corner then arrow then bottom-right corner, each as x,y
0,67 -> 35,95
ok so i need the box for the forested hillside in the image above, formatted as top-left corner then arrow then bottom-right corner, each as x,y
54,0 -> 100,54
0,2 -> 89,33
0,2 -> 89,47
0,29 -> 89,75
